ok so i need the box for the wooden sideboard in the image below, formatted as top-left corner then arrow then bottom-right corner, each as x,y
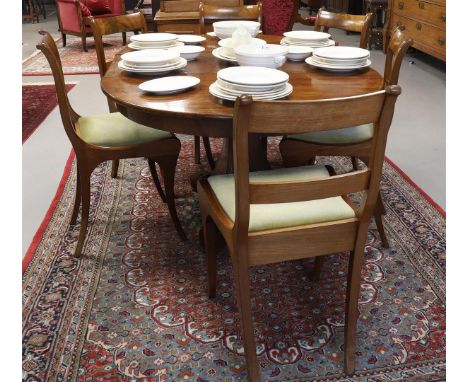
385,0 -> 445,61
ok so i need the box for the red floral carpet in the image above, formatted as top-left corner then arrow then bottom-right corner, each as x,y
22,36 -> 124,76
22,138 -> 446,381
22,83 -> 75,143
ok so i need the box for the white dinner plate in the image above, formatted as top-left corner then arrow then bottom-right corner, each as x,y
216,78 -> 286,92
305,56 -> 371,72
280,38 -> 335,48
217,66 -> 289,86
313,46 -> 370,60
212,47 -> 237,63
128,41 -> 184,50
118,59 -> 187,75
177,34 -> 206,44
121,49 -> 180,65
131,33 -> 178,43
312,55 -> 369,66
283,30 -> 331,42
215,81 -> 287,96
209,82 -> 293,101
139,76 -> 200,94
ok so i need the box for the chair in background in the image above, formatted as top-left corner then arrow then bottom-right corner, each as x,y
279,26 -> 413,248
313,7 -> 373,49
36,31 -> 186,257
198,2 -> 262,34
56,0 -> 126,52
261,0 -> 299,35
198,86 -> 401,381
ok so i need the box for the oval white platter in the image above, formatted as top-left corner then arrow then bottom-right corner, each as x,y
139,76 -> 200,95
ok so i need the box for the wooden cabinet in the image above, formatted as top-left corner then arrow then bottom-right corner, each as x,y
385,0 -> 445,61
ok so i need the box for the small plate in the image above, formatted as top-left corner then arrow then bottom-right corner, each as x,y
118,59 -> 187,75
128,41 -> 184,50
212,47 -> 237,63
206,31 -> 218,38
209,82 -> 293,101
305,56 -> 371,72
139,76 -> 200,94
177,34 -> 206,44
131,33 -> 178,43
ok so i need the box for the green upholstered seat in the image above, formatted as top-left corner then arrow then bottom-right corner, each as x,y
207,165 -> 356,232
77,112 -> 172,147
288,124 -> 374,145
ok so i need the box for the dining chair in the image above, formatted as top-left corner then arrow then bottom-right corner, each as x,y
313,7 -> 373,49
198,86 -> 401,381
36,31 -> 187,257
261,0 -> 299,35
279,25 -> 413,248
198,2 -> 262,34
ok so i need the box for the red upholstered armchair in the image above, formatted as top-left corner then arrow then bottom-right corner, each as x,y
260,0 -> 300,35
56,0 -> 126,52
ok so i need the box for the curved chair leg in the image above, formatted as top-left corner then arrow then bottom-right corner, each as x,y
74,161 -> 93,257
203,136 -> 216,170
309,256 -> 325,281
147,159 -> 166,203
122,31 -> 126,45
351,156 -> 359,170
70,165 -> 82,225
374,193 -> 390,248
111,159 -> 119,178
232,259 -> 261,382
194,136 -> 201,164
158,156 -> 187,241
204,217 -> 219,298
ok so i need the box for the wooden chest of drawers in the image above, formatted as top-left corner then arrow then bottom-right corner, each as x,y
385,0 -> 445,61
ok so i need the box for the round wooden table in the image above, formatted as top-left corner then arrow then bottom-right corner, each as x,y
101,35 -> 383,172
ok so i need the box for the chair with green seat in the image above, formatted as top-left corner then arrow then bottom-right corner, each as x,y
279,25 -> 412,248
36,30 -> 186,257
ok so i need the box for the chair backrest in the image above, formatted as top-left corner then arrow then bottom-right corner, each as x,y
199,3 -> 262,34
87,11 -> 147,78
35,31 -> 81,146
231,86 -> 401,236
261,0 -> 299,35
314,7 -> 373,49
383,25 -> 413,86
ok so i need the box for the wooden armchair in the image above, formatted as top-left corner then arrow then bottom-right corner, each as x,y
36,31 -> 186,257
198,2 -> 262,34
56,0 -> 126,51
279,26 -> 413,248
313,7 -> 373,49
198,86 -> 401,381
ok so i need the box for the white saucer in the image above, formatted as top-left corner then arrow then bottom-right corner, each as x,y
139,76 -> 200,94
128,41 -> 184,50
177,34 -> 206,44
212,47 -> 237,63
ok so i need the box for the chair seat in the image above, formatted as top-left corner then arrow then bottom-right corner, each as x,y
207,165 -> 356,232
288,123 -> 374,145
77,112 -> 172,147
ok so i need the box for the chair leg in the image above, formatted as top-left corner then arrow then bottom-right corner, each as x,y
70,165 -> 81,225
351,156 -> 359,170
203,136 -> 216,170
147,159 -> 166,203
158,156 -> 187,241
81,35 -> 87,52
194,136 -> 201,164
309,256 -> 325,281
62,33 -> 66,47
204,217 -> 219,298
374,192 -> 390,248
74,162 -> 93,257
231,259 -> 261,382
122,31 -> 126,45
111,159 -> 119,178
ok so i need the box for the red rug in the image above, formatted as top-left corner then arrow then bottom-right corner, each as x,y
22,36 -> 124,76
22,139 -> 445,381
22,83 -> 75,143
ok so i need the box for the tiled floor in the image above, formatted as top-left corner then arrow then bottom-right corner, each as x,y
22,9 -> 446,255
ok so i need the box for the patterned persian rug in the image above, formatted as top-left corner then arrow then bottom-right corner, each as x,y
22,138 -> 446,381
22,83 -> 75,143
22,36 -> 124,76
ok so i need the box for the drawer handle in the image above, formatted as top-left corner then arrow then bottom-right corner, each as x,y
416,22 -> 422,30
441,13 -> 446,22
438,37 -> 445,46
398,1 -> 404,9
418,1 -> 425,9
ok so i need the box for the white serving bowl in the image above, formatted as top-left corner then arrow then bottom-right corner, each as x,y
235,44 -> 288,69
213,20 -> 261,39
218,37 -> 266,58
286,45 -> 314,61
169,45 -> 205,61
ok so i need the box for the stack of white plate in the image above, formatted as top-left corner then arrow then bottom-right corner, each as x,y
129,33 -> 184,50
306,46 -> 371,72
212,20 -> 261,39
281,30 -> 335,49
209,66 -> 293,101
118,49 -> 187,76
